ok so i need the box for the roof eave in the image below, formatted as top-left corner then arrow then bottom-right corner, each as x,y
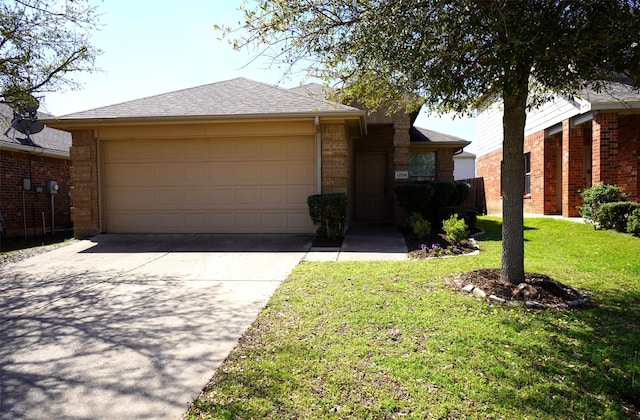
410,140 -> 471,147
0,141 -> 69,158
41,110 -> 366,130
589,102 -> 640,111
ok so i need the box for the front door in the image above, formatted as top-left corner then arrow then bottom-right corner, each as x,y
356,153 -> 387,219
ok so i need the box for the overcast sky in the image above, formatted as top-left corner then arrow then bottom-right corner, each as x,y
41,0 -> 477,151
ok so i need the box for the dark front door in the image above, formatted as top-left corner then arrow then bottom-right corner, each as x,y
356,153 -> 387,219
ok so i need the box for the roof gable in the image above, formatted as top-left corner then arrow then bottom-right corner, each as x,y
410,126 -> 471,146
57,78 -> 362,120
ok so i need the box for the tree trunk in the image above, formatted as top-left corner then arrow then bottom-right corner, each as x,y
501,93 -> 528,284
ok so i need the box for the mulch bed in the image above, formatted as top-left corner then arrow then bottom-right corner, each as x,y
402,227 -> 480,258
446,268 -> 590,307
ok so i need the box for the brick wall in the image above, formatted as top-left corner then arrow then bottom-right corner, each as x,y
592,112 -> 619,186
0,149 -> 71,237
69,129 -> 100,239
543,134 -> 562,214
523,131 -> 544,214
617,114 -> 640,200
476,148 -> 502,214
562,119 -> 586,217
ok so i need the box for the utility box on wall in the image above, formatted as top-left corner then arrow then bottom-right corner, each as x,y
48,180 -> 58,195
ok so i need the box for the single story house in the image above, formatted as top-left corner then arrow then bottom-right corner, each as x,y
44,78 -> 469,238
0,104 -> 72,237
476,81 -> 640,216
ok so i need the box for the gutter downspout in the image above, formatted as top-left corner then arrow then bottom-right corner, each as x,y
315,116 -> 322,194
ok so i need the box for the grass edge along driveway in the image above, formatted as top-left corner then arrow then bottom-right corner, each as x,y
186,217 -> 640,419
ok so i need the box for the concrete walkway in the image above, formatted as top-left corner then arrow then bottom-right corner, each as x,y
304,221 -> 408,262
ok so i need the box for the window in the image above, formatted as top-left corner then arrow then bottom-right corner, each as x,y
409,152 -> 437,181
524,152 -> 531,196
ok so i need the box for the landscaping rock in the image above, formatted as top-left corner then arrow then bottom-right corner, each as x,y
488,294 -> 506,304
472,287 -> 486,298
462,284 -> 475,293
525,300 -> 545,309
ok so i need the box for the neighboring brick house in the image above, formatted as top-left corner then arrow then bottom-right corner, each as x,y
476,82 -> 640,216
44,78 -> 468,238
0,105 -> 72,237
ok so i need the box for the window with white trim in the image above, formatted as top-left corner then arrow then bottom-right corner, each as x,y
524,152 -> 531,196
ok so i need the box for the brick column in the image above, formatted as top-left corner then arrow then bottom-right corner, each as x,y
436,149 -> 455,181
321,123 -> 349,194
562,120 -> 586,217
70,129 -> 100,238
392,117 -> 411,176
392,115 -> 411,224
592,112 -> 619,186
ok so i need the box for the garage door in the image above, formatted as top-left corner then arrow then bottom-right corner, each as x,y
102,136 -> 317,233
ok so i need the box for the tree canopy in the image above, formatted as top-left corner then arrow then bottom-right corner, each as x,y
224,0 -> 640,283
0,0 -> 100,110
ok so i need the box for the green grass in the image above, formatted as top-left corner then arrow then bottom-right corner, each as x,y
186,217 -> 640,419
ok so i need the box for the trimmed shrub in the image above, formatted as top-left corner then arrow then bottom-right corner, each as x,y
598,202 -> 640,232
442,214 -> 469,243
307,193 -> 348,239
396,181 -> 470,225
395,183 -> 435,217
409,212 -> 431,240
627,208 -> 640,237
579,183 -> 626,229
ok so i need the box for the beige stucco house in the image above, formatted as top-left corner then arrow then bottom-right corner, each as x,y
44,78 -> 468,238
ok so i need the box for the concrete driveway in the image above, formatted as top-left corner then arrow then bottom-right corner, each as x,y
0,234 -> 312,419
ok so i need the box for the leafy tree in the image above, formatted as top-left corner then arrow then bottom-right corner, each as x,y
223,0 -> 640,283
0,0 -> 100,109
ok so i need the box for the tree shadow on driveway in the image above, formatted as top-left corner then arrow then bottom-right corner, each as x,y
0,263 -> 281,419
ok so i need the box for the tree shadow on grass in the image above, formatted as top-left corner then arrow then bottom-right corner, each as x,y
475,218 -> 538,242
490,290 -> 640,417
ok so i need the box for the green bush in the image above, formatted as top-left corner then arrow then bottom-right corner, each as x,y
409,212 -> 431,240
439,207 -> 477,230
598,202 -> 640,232
307,193 -> 348,239
396,181 -> 470,225
579,183 -> 626,229
442,214 -> 469,243
627,208 -> 640,237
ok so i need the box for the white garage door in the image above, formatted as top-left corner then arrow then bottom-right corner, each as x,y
102,136 -> 317,233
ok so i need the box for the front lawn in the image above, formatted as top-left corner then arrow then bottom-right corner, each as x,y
186,217 -> 640,419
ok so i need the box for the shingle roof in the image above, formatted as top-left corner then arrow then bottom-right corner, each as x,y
288,83 -> 334,101
410,126 -> 471,146
0,104 -> 71,155
578,82 -> 640,108
57,78 -> 362,120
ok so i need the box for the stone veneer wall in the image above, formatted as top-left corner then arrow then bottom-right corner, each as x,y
69,129 -> 100,239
